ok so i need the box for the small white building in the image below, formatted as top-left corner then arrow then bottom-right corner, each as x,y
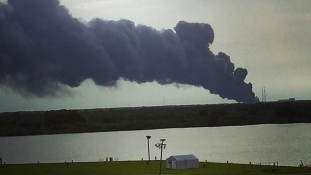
166,154 -> 199,169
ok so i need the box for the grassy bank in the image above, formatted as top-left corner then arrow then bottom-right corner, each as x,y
0,161 -> 310,175
0,101 -> 311,136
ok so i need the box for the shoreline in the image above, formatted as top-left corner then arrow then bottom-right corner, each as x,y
1,100 -> 310,137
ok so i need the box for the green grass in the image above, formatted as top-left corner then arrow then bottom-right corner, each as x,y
0,161 -> 310,175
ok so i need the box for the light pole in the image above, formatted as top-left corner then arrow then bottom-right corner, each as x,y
146,135 -> 151,162
155,139 -> 166,175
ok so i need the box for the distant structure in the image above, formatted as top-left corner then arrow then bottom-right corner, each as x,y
166,154 -> 199,169
261,87 -> 267,102
278,98 -> 296,102
105,157 -> 113,162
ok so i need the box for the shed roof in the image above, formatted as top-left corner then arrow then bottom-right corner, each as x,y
168,154 -> 198,161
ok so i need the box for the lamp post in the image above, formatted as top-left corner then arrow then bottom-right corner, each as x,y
146,136 -> 151,162
155,139 -> 166,175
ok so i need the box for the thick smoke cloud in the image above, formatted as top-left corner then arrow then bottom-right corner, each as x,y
0,0 -> 258,103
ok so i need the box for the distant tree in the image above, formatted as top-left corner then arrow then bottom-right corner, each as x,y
128,117 -> 134,123
211,109 -> 225,118
102,116 -> 115,123
248,109 -> 259,116
205,109 -> 224,127
207,116 -> 219,127
198,110 -> 209,117
44,110 -> 86,127
276,102 -> 297,122
169,112 -> 176,118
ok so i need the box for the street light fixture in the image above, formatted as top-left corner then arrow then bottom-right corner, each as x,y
155,139 -> 166,175
146,136 -> 151,162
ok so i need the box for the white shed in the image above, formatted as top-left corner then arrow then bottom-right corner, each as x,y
166,154 -> 199,169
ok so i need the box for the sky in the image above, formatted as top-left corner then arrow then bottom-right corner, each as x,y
0,0 -> 310,112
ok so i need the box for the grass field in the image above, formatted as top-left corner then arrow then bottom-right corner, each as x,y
0,161 -> 310,175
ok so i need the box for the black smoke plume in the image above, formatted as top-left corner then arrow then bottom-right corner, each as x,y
0,0 -> 257,103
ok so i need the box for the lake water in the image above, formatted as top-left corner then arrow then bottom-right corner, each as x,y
0,123 -> 310,166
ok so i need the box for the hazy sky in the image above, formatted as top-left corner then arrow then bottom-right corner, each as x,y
0,0 -> 310,112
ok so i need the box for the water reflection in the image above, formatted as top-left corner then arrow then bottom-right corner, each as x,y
0,123 -> 310,166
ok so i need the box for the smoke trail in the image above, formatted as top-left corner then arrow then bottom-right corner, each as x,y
0,0 -> 258,103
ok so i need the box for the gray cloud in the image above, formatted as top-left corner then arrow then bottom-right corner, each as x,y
0,0 -> 257,103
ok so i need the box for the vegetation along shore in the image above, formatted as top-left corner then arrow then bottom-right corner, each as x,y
0,100 -> 310,137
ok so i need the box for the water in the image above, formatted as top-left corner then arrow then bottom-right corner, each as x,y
0,123 -> 310,166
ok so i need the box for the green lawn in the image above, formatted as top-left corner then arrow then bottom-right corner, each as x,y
0,161 -> 310,175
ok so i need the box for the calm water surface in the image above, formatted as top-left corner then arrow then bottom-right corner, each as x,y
0,123 -> 310,166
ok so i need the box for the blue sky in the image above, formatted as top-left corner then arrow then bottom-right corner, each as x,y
0,0 -> 310,112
